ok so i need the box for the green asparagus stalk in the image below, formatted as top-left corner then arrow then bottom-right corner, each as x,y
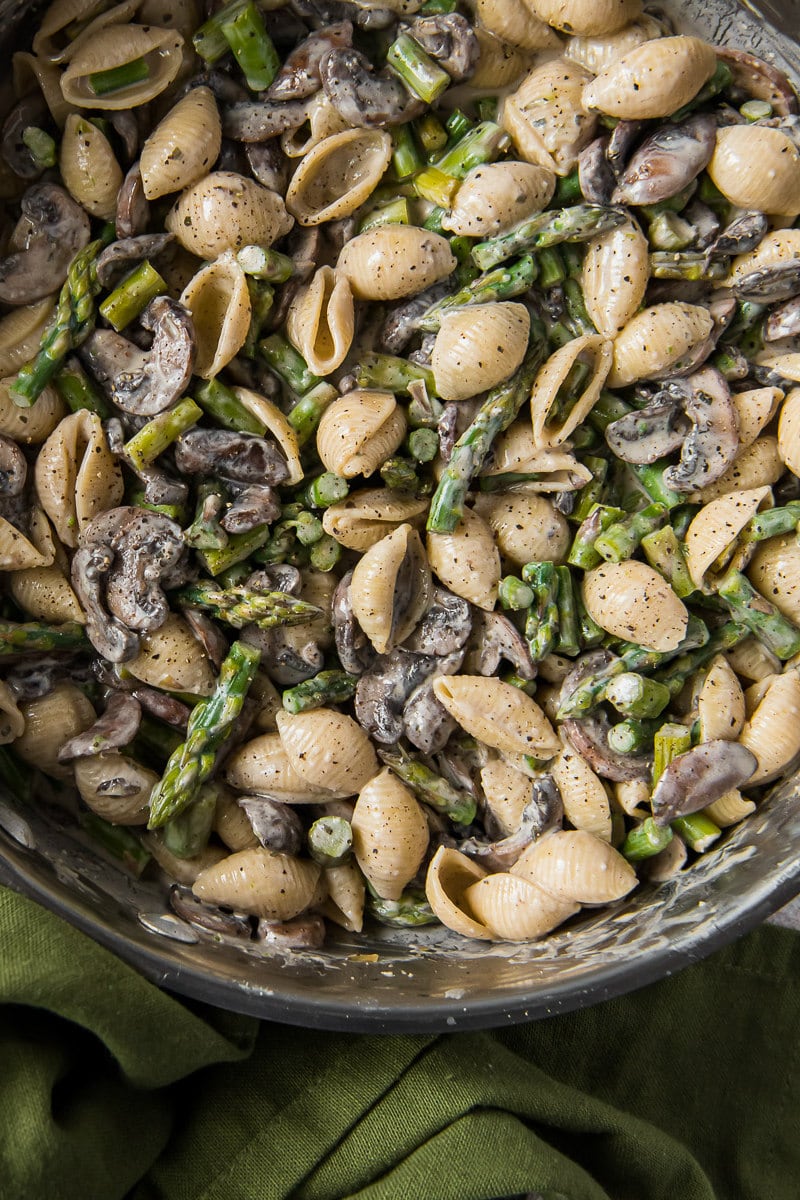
380,456 -> 424,493
603,672 -> 672,719
299,471 -> 349,509
407,427 -> 439,463
197,524 -> 274,575
415,112 -> 448,156
54,358 -> 111,419
652,721 -> 691,787
417,255 -> 538,332
567,504 -> 626,569
434,121 -> 509,178
282,670 -> 357,714
737,502 -> 800,545
621,817 -> 673,862
498,576 -> 534,611
161,782 -> 217,859
563,277 -> 596,336
414,165 -> 461,207
523,561 -> 559,662
587,390 -> 633,433
536,247 -> 566,289
576,588 -> 606,648
552,168 -> 582,206
650,251 -> 728,282
641,526 -> 695,599
99,261 -> 168,331
0,619 -> 88,656
368,888 -> 438,927
594,503 -> 669,563
183,482 -> 228,551
629,463 -> 682,510
647,211 -> 695,251
287,382 -> 338,446
307,815 -> 353,867
670,59 -> 733,122
89,59 -> 149,96
308,533 -> 341,571
358,197 -> 412,232
147,641 -> 261,829
242,278 -> 275,358
193,377 -> 266,435
555,565 -> 580,657
380,745 -> 477,825
392,123 -> 423,178
472,205 -> 627,271
355,352 -> 436,397
124,398 -> 202,470
715,568 -> 800,660
387,32 -> 450,103
22,125 -> 57,169
220,0 -> 280,91
237,244 -> 294,282
427,340 -> 545,533
176,580 -> 321,630
608,717 -> 658,754
655,621 -> 748,698
259,333 -> 321,395
572,457 -> 609,522
671,812 -> 721,852
444,108 -> 472,143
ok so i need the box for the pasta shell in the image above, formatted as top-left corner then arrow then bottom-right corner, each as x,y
0,377 -> 66,444
425,845 -> 491,940
472,491 -> 569,568
231,387 -> 303,486
337,226 -> 455,301
322,488 -> 428,552
59,114 -> 123,220
708,126 -> 800,217
608,302 -> 713,388
432,675 -> 560,757
15,682 -> 95,780
180,252 -> 251,379
442,161 -> 555,238
703,789 -> 756,829
74,752 -> 157,824
281,92 -> 349,158
432,303 -> 530,402
480,759 -> 534,835
349,523 -> 432,655
144,835 -> 226,885
564,14 -> 665,73
469,28 -> 533,89
525,0 -> 642,35
285,128 -> 392,225
140,86 -> 222,200
275,708 -> 379,797
531,334 -> 613,447
213,789 -> 259,851
224,732 -> 335,802
192,848 -> 321,921
166,171 -> 293,259
582,560 -> 688,652
36,0 -> 137,61
697,656 -> 745,742
582,217 -> 649,338
426,506 -> 500,610
582,36 -> 717,120
481,422 -> 593,491
34,410 -> 123,548
734,387 -> 782,451
748,533 -> 800,626
476,0 -> 561,50
9,561 -> 85,624
320,860 -> 365,932
613,779 -> 650,818
316,389 -> 406,478
0,506 -> 55,572
689,436 -> 783,504
730,230 -> 800,283
738,668 -> 800,785
12,50 -> 73,128
462,872 -> 579,941
0,299 -> 57,378
351,768 -> 428,901
285,266 -> 354,376
60,24 -> 184,109
684,487 -> 772,590
502,58 -> 597,176
551,736 -> 613,841
511,829 -> 637,903
728,638 -> 781,685
138,0 -> 199,43
777,387 -> 800,476
126,613 -> 216,695
0,680 -> 24,745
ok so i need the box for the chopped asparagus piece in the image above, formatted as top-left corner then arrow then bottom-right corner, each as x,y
380,745 -> 476,825
307,815 -> 353,867
282,670 -> 357,714
176,581 -> 322,630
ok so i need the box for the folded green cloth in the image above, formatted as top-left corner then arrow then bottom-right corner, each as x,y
0,884 -> 797,1200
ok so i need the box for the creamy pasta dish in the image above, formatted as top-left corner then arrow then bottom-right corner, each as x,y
0,0 -> 798,948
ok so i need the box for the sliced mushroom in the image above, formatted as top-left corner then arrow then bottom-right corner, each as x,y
0,435 -> 27,497
355,649 -> 434,743
239,795 -> 304,855
132,686 -> 190,729
2,92 -> 50,180
765,296 -> 800,341
612,114 -> 717,206
709,211 -> 769,258
0,184 -> 90,305
245,625 -> 323,686
460,776 -> 563,872
249,565 -> 302,596
683,200 -> 721,250
116,163 -> 150,239
562,715 -> 650,782
467,611 -> 537,681
605,393 -> 689,464
731,262 -> 800,305
333,570 -> 376,675
716,47 -> 799,118
246,141 -> 291,192
81,297 -> 196,416
402,587 -> 472,656
662,366 -> 740,494
255,914 -> 327,948
651,739 -> 758,825
403,672 -> 458,754
320,47 -> 425,127
71,543 -> 139,663
607,119 -> 646,177
379,281 -> 452,353
578,136 -> 615,205
57,691 -> 142,761
405,13 -> 479,81
169,884 -> 254,940
95,233 -> 174,289
291,0 -> 396,31
174,429 -> 289,486
220,484 -> 282,534
181,608 -> 230,672
267,21 -> 353,99
222,99 -> 311,142
108,109 -> 140,163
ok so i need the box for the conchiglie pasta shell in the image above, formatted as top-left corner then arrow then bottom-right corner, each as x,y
472,491 -> 569,568
582,217 -> 649,337
36,0 -> 137,61
59,114 -> 123,220
285,266 -> 354,376
738,668 -> 800,785
613,778 -> 650,818
684,487 -> 772,590
60,24 -> 184,109
734,386 -> 782,450
285,127 -> 392,225
0,378 -> 65,444
231,386 -> 304,486
126,613 -> 215,695
442,161 -> 555,238
74,752 -> 157,824
426,506 -> 500,610
180,252 -> 251,378
0,680 -> 24,745
480,759 -> 534,836
322,488 -> 428,551
755,346 -> 800,386
564,14 -> 665,73
280,92 -> 349,158
224,732 -> 335,802
0,506 -> 55,571
9,561 -> 85,624
337,226 -> 455,301
193,848 -> 321,921
511,829 -> 637,903
166,171 -> 293,259
316,389 -> 406,478
138,0 -> 199,42
551,736 -> 612,841
432,675 -> 560,757
12,50 -> 74,128
582,35 -> 717,120
276,708 -> 379,797
481,422 -> 593,490
531,334 -> 613,447
469,28 -> 533,89
728,638 -> 781,685
608,302 -> 713,387
15,682 -> 95,780
425,845 -> 491,939
144,834 -> 227,885
689,436 -> 783,504
778,388 -> 800,475
703,789 -> 756,828
213,789 -> 259,851
140,86 -> 222,200
34,410 -> 123,548
0,299 -> 57,378
748,533 -> 800,626
697,655 -> 745,742
730,230 -> 800,282
525,0 -> 642,35
476,0 -> 560,50
708,126 -> 800,217
351,768 -> 428,901
320,860 -> 365,932
432,302 -> 530,402
582,560 -> 688,651
502,58 -> 597,176
349,523 -> 432,655
463,872 -> 579,941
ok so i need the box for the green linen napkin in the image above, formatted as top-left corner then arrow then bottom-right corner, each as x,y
0,884 -> 797,1200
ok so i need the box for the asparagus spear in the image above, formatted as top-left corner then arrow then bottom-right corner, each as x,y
282,670 -> 358,714
379,745 -> 477,825
498,576 -> 534,611
286,382 -> 338,445
736,502 -> 800,545
594,503 -> 669,564
672,812 -> 721,852
387,32 -> 450,103
434,120 -> 509,178
307,815 -> 353,867
99,260 -> 167,331
259,333 -> 321,395
567,504 -> 626,570
603,672 -> 672,719
652,722 -> 691,786
715,568 -> 800,660
198,525 -> 272,575
523,561 -> 559,663
124,398 -> 203,470
355,352 -> 436,396
237,244 -> 294,282
641,526 -> 695,599
416,256 -> 538,332
175,581 -> 322,630
655,621 -> 749,697
147,641 -> 261,829
472,204 -> 627,271
299,472 -> 349,509
220,0 -> 280,91
54,358 -> 111,419
368,888 -> 439,927
572,457 -> 609,522
0,619 -> 88,656
194,377 -> 267,436
161,783 -> 217,859
608,717 -> 658,754
555,565 -> 580,657
621,816 -> 673,862
184,482 -> 229,551
427,340 -> 545,533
